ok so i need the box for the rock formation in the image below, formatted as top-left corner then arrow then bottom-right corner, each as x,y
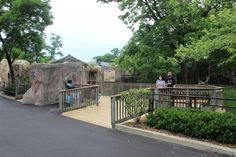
0,59 -> 30,87
13,60 -> 30,84
22,62 -> 87,105
0,59 -> 9,87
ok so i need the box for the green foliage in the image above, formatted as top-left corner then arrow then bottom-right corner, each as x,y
120,88 -> 151,124
98,0 -> 236,83
224,87 -> 236,115
0,0 -> 53,83
4,83 -> 16,94
176,8 -> 236,67
146,108 -> 236,144
93,48 -> 120,63
45,33 -> 63,60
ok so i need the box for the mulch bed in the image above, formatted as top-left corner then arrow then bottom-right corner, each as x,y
123,118 -> 236,149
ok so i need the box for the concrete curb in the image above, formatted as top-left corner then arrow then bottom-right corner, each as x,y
0,92 -> 22,103
115,123 -> 236,157
0,92 -> 16,100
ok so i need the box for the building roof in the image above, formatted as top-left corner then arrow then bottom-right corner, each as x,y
53,55 -> 88,66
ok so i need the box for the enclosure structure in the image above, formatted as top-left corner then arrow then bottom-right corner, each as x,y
59,85 -> 99,112
155,84 -> 224,108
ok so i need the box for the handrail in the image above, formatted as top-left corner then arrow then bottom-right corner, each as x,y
59,85 -> 99,93
111,89 -> 236,129
152,93 -> 236,101
59,85 -> 99,113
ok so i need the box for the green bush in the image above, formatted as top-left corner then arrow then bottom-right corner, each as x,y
4,84 -> 16,94
146,108 -> 236,144
120,88 -> 151,124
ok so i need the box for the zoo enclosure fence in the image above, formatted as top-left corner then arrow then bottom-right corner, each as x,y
59,85 -> 99,113
111,89 -> 236,128
1,83 -> 30,99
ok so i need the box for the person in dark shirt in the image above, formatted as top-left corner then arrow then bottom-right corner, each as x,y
165,72 -> 176,87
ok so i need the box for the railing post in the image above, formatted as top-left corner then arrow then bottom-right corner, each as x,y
149,89 -> 155,113
194,97 -> 197,109
59,92 -> 63,113
186,89 -> 190,108
15,85 -> 18,99
111,97 -> 116,129
96,86 -> 99,106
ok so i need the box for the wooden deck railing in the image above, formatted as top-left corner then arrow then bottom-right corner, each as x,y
59,85 -> 99,113
111,87 -> 236,129
111,94 -> 150,128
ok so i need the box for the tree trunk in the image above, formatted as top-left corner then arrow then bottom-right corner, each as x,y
189,61 -> 197,84
180,62 -> 188,84
6,55 -> 15,84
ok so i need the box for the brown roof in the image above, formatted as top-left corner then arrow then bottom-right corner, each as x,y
53,55 -> 88,66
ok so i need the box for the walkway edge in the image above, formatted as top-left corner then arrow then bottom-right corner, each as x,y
0,93 -> 16,100
115,123 -> 236,157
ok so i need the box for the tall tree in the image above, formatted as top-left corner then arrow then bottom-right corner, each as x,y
176,8 -> 236,83
98,0 -> 235,83
45,33 -> 63,60
0,0 -> 53,84
93,48 -> 120,63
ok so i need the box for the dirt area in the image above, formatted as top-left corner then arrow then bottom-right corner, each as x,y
124,117 -> 236,149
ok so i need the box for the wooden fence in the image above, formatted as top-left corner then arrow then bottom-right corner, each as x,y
59,85 -> 99,113
110,86 -> 236,129
111,94 -> 150,128
155,85 -> 224,108
15,84 -> 30,99
1,84 -> 30,99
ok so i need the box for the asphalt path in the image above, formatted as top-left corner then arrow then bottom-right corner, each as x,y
0,96 -> 227,157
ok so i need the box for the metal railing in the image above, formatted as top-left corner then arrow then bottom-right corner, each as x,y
111,94 -> 150,128
151,93 -> 236,112
59,85 -> 99,113
15,84 -> 30,99
111,89 -> 236,128
1,83 -> 30,99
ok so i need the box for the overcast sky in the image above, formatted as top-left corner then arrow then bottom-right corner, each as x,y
45,0 -> 132,62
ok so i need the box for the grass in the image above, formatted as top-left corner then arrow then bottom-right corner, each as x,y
224,86 -> 236,115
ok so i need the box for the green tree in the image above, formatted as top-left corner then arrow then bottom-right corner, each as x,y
98,0 -> 235,83
93,48 -> 120,63
0,0 -> 53,84
45,33 -> 63,60
176,8 -> 236,83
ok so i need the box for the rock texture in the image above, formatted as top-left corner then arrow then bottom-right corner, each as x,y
0,59 -> 30,87
22,62 -> 87,105
13,60 -> 30,84
0,59 -> 9,87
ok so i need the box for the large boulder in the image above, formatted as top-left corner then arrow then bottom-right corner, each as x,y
22,62 -> 87,105
0,59 -> 30,86
0,59 -> 9,88
13,60 -> 30,84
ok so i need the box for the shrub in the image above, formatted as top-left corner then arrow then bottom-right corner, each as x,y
120,88 -> 151,124
4,84 -> 16,95
146,108 -> 236,144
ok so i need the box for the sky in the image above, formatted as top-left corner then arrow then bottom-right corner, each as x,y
45,0 -> 133,62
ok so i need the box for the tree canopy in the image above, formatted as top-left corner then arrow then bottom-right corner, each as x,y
93,48 -> 120,63
98,0 -> 236,84
45,33 -> 63,60
0,0 -> 53,83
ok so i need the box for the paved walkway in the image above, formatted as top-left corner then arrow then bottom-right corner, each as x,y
0,96 -> 224,157
63,96 -> 112,128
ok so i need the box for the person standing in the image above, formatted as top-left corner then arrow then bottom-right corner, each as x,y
165,72 -> 176,87
156,75 -> 165,88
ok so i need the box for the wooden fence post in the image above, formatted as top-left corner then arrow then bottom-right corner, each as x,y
111,97 -> 116,129
59,92 -> 63,113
